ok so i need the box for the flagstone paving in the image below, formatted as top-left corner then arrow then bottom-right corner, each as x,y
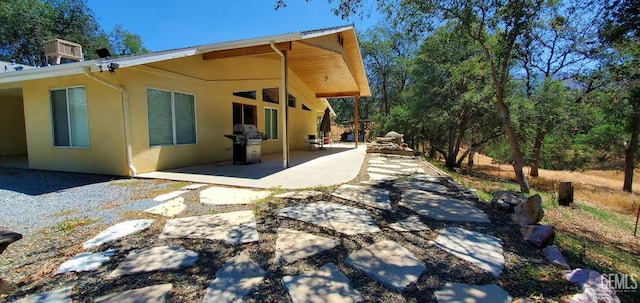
331,184 -> 391,210
389,216 -> 431,232
144,196 -> 186,217
434,282 -> 512,303
367,172 -> 399,181
14,286 -> 73,303
109,246 -> 198,277
400,189 -> 491,223
200,186 -> 270,205
278,201 -> 381,235
83,219 -> 154,249
274,190 -> 324,200
7,153 -> 526,302
275,228 -> 340,264
56,249 -> 117,274
95,284 -> 173,303
282,263 -> 363,303
153,190 -> 187,202
431,227 -> 505,278
203,252 -> 266,303
160,210 -> 259,244
345,240 -> 427,292
394,180 -> 449,194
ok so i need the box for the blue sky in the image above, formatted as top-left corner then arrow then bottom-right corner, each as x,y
87,0 -> 382,51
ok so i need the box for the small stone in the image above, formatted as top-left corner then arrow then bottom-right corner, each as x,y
512,194 -> 544,225
94,284 -> 172,303
491,191 -> 526,213
542,245 -> 570,270
521,225 -> 555,248
0,278 -> 16,295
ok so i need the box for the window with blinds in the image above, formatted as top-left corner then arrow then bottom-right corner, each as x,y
264,107 -> 278,140
147,88 -> 196,146
50,87 -> 89,148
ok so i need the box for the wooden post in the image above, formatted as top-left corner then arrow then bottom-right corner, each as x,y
634,203 -> 639,237
558,181 -> 574,206
354,96 -> 359,148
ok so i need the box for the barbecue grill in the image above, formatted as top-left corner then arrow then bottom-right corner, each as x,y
224,124 -> 264,164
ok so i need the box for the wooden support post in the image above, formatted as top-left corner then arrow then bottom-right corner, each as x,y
558,181 -> 574,206
354,96 -> 359,148
634,203 -> 639,237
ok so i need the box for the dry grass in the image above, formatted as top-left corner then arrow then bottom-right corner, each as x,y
468,152 -> 640,216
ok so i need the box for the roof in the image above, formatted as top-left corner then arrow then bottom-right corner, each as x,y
0,25 -> 370,98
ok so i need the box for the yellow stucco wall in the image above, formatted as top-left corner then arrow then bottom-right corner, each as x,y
18,54 -> 326,175
22,75 -> 127,175
0,95 -> 27,156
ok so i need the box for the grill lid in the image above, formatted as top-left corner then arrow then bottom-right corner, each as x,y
233,124 -> 259,134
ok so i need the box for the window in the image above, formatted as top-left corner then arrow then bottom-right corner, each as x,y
288,94 -> 296,108
301,103 -> 312,111
233,90 -> 256,100
264,108 -> 278,140
50,87 -> 89,148
233,103 -> 257,125
262,88 -> 279,104
147,88 -> 196,146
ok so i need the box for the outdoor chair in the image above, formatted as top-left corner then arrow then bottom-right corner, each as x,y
305,135 -> 321,151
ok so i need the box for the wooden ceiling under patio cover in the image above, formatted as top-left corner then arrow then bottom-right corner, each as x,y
201,30 -> 369,98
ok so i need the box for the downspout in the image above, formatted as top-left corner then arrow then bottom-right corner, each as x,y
83,67 -> 137,176
270,41 -> 289,168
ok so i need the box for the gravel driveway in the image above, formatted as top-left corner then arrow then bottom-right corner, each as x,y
0,167 -> 179,236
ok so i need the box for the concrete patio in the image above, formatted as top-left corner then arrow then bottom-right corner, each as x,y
136,143 -> 367,189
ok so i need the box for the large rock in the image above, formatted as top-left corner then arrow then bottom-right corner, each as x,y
542,245 -> 570,270
564,269 -> 621,303
491,191 -> 526,213
512,194 -> 544,225
521,225 -> 555,248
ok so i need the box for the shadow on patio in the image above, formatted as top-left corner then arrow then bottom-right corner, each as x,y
136,143 -> 367,189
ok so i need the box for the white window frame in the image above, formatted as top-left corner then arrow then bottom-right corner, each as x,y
49,86 -> 89,149
146,87 -> 198,146
264,107 -> 278,140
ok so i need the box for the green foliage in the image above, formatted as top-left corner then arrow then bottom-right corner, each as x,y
0,0 -> 146,65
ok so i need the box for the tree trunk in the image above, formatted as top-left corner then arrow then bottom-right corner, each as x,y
623,114 -> 640,192
529,130 -> 547,177
496,93 -> 531,193
468,148 -> 475,168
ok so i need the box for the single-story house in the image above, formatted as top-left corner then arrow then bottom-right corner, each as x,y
0,25 -> 370,176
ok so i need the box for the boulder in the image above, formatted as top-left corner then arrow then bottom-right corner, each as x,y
542,245 -> 570,270
491,191 -> 526,213
521,224 -> 555,248
512,194 -> 544,225
564,269 -> 621,303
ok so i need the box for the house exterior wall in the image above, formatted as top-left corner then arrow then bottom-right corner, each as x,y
17,54 -> 326,175
21,74 -> 128,175
125,54 -> 324,173
0,95 -> 27,156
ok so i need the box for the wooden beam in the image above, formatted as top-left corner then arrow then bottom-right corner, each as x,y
202,42 -> 291,60
316,92 -> 360,98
